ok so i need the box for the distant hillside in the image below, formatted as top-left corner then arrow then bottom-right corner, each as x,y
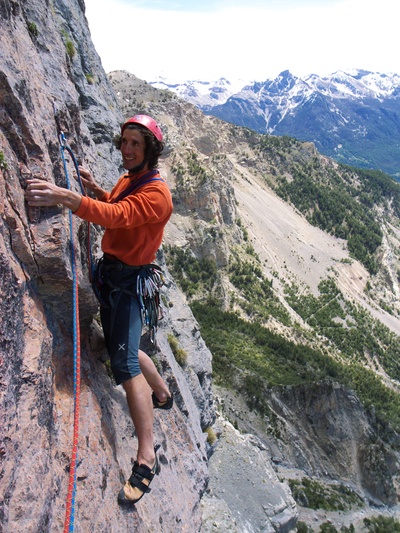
110,67 -> 400,380
110,68 -> 400,530
151,69 -> 400,180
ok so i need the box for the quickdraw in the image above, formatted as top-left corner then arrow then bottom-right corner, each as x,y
136,265 -> 164,344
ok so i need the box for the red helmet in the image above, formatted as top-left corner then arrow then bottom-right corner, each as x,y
121,115 -> 163,142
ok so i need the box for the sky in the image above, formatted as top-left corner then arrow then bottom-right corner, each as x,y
84,0 -> 400,84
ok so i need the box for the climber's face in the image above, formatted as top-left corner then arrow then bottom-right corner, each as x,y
120,128 -> 147,171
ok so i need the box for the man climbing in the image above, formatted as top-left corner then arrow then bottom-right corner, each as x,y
26,115 -> 173,504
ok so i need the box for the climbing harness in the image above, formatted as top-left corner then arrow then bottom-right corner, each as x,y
93,257 -> 165,344
54,109 -> 91,533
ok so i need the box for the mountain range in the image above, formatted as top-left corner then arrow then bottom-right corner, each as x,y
151,69 -> 400,179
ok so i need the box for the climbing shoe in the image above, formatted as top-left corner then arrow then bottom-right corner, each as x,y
152,392 -> 173,410
118,452 -> 160,505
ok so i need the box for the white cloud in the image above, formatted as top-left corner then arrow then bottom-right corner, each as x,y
85,0 -> 400,82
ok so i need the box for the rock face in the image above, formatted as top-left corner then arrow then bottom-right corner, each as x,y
268,383 -> 399,505
201,414 -> 298,533
211,383 -> 400,531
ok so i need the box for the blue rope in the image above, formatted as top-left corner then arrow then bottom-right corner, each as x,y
62,135 -> 94,280
58,131 -> 96,532
51,110 -> 92,531
60,134 -> 79,533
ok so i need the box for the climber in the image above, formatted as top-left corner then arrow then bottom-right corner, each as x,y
26,114 -> 173,504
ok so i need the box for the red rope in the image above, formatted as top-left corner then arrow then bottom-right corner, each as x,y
62,193 -> 82,533
56,127 -> 88,532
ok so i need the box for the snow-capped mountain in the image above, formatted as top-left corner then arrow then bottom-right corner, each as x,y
151,70 -> 400,178
150,76 -> 249,107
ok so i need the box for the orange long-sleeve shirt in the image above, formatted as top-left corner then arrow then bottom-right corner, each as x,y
74,170 -> 173,266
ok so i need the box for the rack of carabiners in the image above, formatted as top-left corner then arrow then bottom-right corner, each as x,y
136,266 -> 164,344
55,116 -> 92,533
